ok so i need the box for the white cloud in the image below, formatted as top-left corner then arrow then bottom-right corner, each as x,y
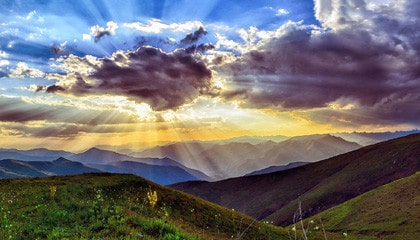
9,62 -> 45,78
0,50 -> 8,58
122,19 -> 203,34
106,21 -> 118,35
17,10 -> 37,20
88,21 -> 118,41
276,8 -> 289,16
0,60 -> 9,66
82,34 -> 91,41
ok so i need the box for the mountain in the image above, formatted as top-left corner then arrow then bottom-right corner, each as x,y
244,162 -> 308,176
89,161 -> 200,185
305,172 -> 420,239
138,134 -> 361,179
0,173 -> 292,239
212,135 -> 289,144
0,148 -> 73,161
68,147 -> 132,164
172,134 -> 420,226
68,147 -> 210,182
0,157 -> 101,178
333,129 -> 420,146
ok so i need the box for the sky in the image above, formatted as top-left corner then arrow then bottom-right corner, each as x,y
0,0 -> 419,151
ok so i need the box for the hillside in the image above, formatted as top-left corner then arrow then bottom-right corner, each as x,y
172,134 -> 420,226
0,173 -> 292,239
304,172 -> 420,239
0,158 -> 100,178
138,134 -> 361,179
245,162 -> 308,176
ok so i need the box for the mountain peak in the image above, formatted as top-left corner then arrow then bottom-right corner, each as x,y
53,157 -> 71,163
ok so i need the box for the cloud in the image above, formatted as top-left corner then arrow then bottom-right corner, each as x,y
180,26 -> 207,45
185,43 -> 215,54
9,62 -> 45,78
44,46 -> 216,111
276,9 -> 289,16
219,0 -> 420,126
0,96 -> 137,125
90,21 -> 118,42
123,19 -> 203,34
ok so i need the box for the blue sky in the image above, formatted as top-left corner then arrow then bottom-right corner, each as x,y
0,0 -> 419,150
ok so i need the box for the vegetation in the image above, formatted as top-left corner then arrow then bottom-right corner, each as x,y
0,173 -> 290,239
301,172 -> 420,240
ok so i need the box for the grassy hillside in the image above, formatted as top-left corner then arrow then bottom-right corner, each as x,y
301,172 -> 420,240
173,134 -> 420,226
0,173 -> 292,239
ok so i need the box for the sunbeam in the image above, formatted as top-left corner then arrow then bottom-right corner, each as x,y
0,0 -> 418,151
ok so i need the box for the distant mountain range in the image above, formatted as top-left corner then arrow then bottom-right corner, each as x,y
136,134 -> 361,179
0,147 -> 209,185
67,147 -> 210,183
332,129 -> 420,146
0,148 -> 73,161
172,133 -> 420,226
0,130 -> 417,184
0,157 -> 100,178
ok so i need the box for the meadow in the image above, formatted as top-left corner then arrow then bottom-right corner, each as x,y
0,173 -> 294,239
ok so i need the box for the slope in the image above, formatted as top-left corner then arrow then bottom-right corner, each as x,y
0,173 -> 291,240
304,172 -> 420,239
172,134 -> 420,226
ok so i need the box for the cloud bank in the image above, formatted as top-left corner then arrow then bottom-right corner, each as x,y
219,0 -> 420,125
45,46 -> 216,111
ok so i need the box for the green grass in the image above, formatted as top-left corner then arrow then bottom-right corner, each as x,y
297,172 -> 420,240
0,173 -> 290,239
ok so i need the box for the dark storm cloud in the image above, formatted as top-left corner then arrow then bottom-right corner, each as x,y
6,122 -> 140,138
180,26 -> 207,45
0,97 -> 136,125
185,43 -> 215,54
224,28 -> 400,107
94,30 -> 111,42
46,85 -> 65,93
47,46 -> 215,111
221,1 -> 420,125
90,22 -> 118,43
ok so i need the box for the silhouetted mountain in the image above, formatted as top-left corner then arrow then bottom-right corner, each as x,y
0,148 -> 73,161
89,161 -> 199,185
0,157 -> 101,178
172,134 -> 420,226
138,134 -> 361,179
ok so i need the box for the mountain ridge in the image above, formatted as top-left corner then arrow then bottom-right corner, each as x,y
0,157 -> 101,178
138,134 -> 361,179
172,133 -> 420,226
